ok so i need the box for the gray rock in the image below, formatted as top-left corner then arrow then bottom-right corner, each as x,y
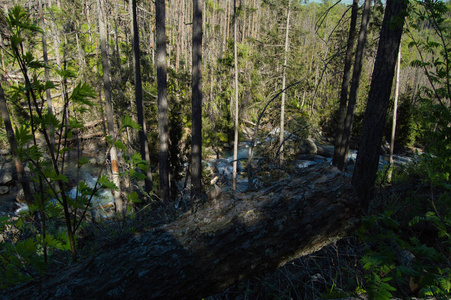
0,185 -> 9,195
298,138 -> 317,155
0,173 -> 13,185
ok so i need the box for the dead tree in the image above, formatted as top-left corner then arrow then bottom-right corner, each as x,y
1,163 -> 360,299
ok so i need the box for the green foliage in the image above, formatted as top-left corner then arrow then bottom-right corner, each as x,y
358,205 -> 451,300
0,4 -> 135,289
0,213 -> 71,290
385,91 -> 417,152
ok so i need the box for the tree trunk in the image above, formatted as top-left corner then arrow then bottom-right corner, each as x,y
352,0 -> 409,212
388,47 -> 402,181
156,0 -> 170,202
132,0 -> 153,194
38,0 -> 55,149
97,0 -> 122,212
336,0 -> 372,171
332,0 -> 359,170
232,0 -> 239,191
0,83 -> 33,205
279,0 -> 290,163
191,0 -> 203,200
0,163 -> 360,299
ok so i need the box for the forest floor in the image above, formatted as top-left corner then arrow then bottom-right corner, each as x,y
0,138 -> 444,299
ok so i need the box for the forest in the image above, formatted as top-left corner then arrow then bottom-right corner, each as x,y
0,0 -> 450,298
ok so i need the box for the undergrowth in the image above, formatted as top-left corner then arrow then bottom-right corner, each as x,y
209,155 -> 451,300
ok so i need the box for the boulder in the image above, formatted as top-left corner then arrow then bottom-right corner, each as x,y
298,138 -> 317,155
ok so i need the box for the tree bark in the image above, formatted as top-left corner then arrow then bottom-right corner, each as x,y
191,0 -> 203,200
352,0 -> 409,211
335,0 -> 372,171
0,163 -> 360,299
232,0 -> 239,191
156,0 -> 170,202
332,0 -> 359,169
132,0 -> 153,194
97,0 -> 122,212
279,0 -> 291,163
0,82 -> 33,205
388,47 -> 402,182
38,0 -> 56,149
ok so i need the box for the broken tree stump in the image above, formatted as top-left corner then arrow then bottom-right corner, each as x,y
1,163 -> 360,299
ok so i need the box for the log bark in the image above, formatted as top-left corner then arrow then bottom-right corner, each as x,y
1,163 -> 360,299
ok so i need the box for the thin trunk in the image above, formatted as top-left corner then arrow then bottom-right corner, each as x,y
338,0 -> 372,171
232,0 -> 239,191
97,0 -> 122,213
132,0 -> 153,194
226,0 -> 230,41
38,0 -> 53,264
38,0 -> 55,149
279,0 -> 290,163
0,33 -> 4,72
114,0 -> 121,83
49,3 -> 70,164
388,48 -> 402,181
0,84 -> 33,205
176,6 -> 182,71
191,0 -> 203,200
251,0 -> 256,38
352,0 -> 408,211
75,28 -> 86,77
156,0 -> 169,202
332,0 -> 359,169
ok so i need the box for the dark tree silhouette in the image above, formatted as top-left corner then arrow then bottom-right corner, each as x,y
132,0 -> 153,193
352,0 -> 409,211
333,0 -> 359,170
191,0 -> 203,200
156,0 -> 169,202
334,0 -> 372,171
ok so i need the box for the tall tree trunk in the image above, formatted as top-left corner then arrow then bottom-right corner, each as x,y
352,0 -> 409,211
336,0 -> 372,171
279,0 -> 291,163
232,0 -> 239,191
191,0 -> 203,200
38,0 -> 55,149
131,0 -> 153,194
97,0 -> 122,213
0,83 -> 33,205
156,0 -> 170,202
388,47 -> 402,181
0,33 -> 4,73
0,163 -> 359,300
332,0 -> 359,169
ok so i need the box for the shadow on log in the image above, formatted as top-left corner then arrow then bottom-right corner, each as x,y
1,163 -> 360,299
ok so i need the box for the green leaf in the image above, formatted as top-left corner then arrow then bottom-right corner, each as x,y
55,68 -> 76,79
120,115 -> 141,131
70,82 -> 96,106
127,191 -> 140,203
78,156 -> 90,167
98,174 -> 118,190
14,125 -> 33,147
114,140 -> 126,151
44,80 -> 56,91
105,135 -> 114,145
54,173 -> 68,183
16,238 -> 38,259
69,117 -> 84,129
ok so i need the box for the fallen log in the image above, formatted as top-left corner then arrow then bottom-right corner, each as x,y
1,163 -> 360,299
55,131 -> 105,145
